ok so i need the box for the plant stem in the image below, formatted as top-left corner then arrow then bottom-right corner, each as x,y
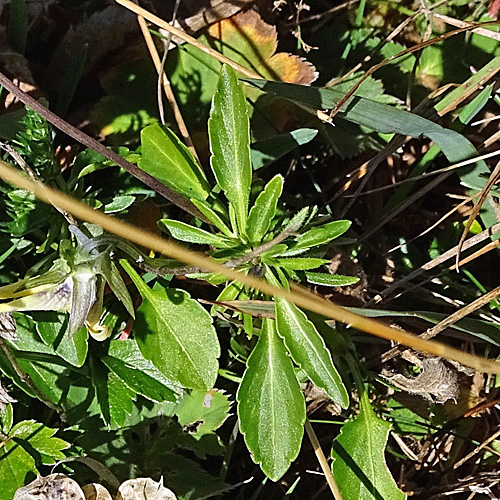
305,418 -> 344,500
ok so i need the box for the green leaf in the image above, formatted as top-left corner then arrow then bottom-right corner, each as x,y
2,314 -> 70,404
34,312 -> 89,367
91,357 -> 135,428
139,123 -> 211,201
159,219 -> 237,248
275,299 -> 349,408
102,339 -> 181,403
247,174 -> 284,244
251,129 -> 318,170
209,65 -> 252,235
103,194 -> 136,214
0,420 -> 69,500
190,198 -> 234,238
244,79 -> 483,166
123,261 -> 220,390
305,272 -> 359,287
176,389 -> 230,437
331,392 -> 406,500
10,420 -> 69,463
285,220 -> 351,256
237,318 -> 306,480
95,255 -> 135,319
0,434 -> 35,500
275,257 -> 329,270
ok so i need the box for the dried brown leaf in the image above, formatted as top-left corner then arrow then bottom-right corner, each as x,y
14,474 -> 85,500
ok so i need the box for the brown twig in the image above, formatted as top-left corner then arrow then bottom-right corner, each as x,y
424,284 -> 500,340
134,4 -> 200,162
115,0 -> 260,79
367,222 -> 500,306
453,427 -> 500,470
305,419 -> 344,500
2,160 -> 499,373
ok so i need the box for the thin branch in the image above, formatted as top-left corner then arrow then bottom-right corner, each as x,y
135,3 -> 200,162
115,0 -> 261,79
367,222 -> 500,306
424,284 -> 500,340
1,160 -> 500,372
305,419 -> 344,500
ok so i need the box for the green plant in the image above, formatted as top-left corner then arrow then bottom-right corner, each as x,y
138,65 -> 360,479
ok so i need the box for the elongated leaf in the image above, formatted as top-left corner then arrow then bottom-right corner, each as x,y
346,307 -> 500,346
305,272 -> 359,287
251,128 -> 318,170
96,254 -> 135,318
331,392 -> 406,500
139,123 -> 210,201
244,79 -> 482,165
237,318 -> 306,480
209,65 -> 252,235
191,198 -> 234,238
275,298 -> 349,408
247,175 -> 284,244
123,261 -> 220,390
275,257 -> 329,270
159,219 -> 237,249
102,339 -> 180,403
284,220 -> 351,256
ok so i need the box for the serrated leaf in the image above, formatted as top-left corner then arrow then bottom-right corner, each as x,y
176,389 -> 230,437
247,174 -> 284,244
159,219 -> 237,249
285,220 -> 351,256
123,261 -> 220,390
209,65 -> 252,236
0,420 -> 69,500
305,272 -> 360,287
331,392 -> 406,500
237,318 -> 305,480
10,420 -> 69,463
275,299 -> 349,408
102,339 -> 181,403
139,123 -> 210,201
251,128 -> 318,170
91,358 -> 135,428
